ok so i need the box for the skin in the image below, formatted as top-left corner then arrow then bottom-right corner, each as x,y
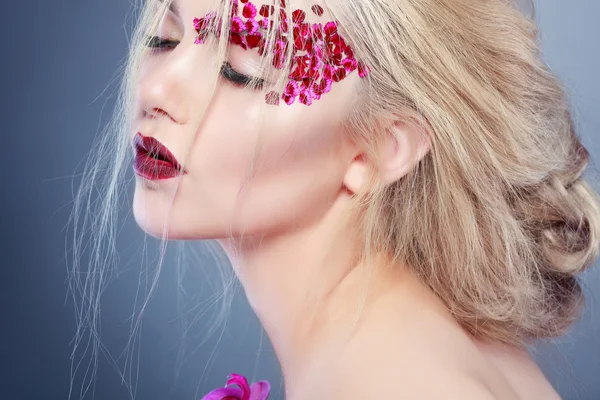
132,0 -> 562,398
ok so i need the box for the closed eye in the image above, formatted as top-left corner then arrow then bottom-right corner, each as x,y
144,36 -> 265,90
145,35 -> 179,50
220,62 -> 265,89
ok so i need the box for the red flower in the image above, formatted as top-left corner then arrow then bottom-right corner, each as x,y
311,5 -> 324,16
246,33 -> 263,48
342,57 -> 358,74
323,21 -> 337,36
242,2 -> 257,19
259,4 -> 273,17
292,9 -> 306,23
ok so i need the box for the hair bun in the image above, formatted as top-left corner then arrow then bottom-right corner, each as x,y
515,142 -> 600,276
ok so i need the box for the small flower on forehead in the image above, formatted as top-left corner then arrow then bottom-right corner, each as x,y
194,12 -> 216,32
311,4 -> 324,16
259,4 -> 274,17
277,9 -> 289,33
193,17 -> 204,31
258,17 -> 275,32
246,33 -> 263,48
282,80 -> 300,105
265,90 -> 280,105
292,9 -> 306,23
307,65 -> 320,80
231,16 -> 245,33
315,77 -> 332,96
299,85 -> 316,105
242,2 -> 257,18
311,22 -> 324,40
201,373 -> 270,400
358,62 -> 370,78
332,67 -> 347,82
322,64 -> 334,80
193,14 -> 216,44
230,32 -> 247,49
323,21 -> 338,36
272,38 -> 288,69
293,26 -> 312,52
274,37 -> 289,54
342,57 -> 358,74
246,19 -> 259,34
291,54 -> 309,73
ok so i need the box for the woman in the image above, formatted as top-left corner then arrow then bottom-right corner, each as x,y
70,0 -> 600,398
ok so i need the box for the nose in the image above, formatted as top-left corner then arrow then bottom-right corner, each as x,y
136,45 -> 204,125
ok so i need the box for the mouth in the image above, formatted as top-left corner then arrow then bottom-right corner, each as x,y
132,132 -> 185,180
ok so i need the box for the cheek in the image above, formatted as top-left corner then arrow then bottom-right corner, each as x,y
184,99 -> 348,234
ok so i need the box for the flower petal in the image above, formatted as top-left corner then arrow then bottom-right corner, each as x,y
226,374 -> 252,400
201,387 -> 243,400
249,381 -> 271,400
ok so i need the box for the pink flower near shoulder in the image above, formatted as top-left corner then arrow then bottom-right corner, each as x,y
202,373 -> 271,400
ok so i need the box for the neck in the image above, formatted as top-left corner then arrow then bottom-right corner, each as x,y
217,192 -> 404,396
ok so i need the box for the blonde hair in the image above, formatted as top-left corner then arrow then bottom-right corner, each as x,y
339,0 -> 600,344
69,0 -> 600,395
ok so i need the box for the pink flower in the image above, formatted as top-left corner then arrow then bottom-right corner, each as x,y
231,16 -> 245,33
201,374 -> 270,400
283,80 -> 300,105
242,2 -> 257,19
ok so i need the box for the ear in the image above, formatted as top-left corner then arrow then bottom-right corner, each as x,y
343,117 -> 432,194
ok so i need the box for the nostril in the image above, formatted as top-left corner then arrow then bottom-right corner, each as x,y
143,107 -> 170,119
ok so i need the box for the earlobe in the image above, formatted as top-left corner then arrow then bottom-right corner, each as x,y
343,154 -> 369,195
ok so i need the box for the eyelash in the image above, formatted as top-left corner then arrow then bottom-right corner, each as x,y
220,62 -> 265,89
145,36 -> 179,49
144,36 -> 265,89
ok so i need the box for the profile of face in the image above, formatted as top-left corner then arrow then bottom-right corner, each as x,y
132,0 -> 368,241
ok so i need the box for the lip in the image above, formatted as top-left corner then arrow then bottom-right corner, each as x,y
132,132 -> 185,180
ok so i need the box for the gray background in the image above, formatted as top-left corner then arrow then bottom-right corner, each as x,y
1,0 -> 599,399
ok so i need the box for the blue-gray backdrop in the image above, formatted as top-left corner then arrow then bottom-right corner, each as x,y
2,1 -> 599,399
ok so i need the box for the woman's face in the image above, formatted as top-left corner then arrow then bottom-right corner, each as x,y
132,0 -> 363,240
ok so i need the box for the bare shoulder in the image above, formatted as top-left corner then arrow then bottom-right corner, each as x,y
300,291 -> 559,400
315,304 -> 520,400
322,368 -> 499,400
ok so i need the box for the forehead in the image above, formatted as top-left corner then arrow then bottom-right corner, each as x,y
169,0 -> 332,19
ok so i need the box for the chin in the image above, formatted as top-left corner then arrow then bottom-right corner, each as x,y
133,179 -> 184,240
